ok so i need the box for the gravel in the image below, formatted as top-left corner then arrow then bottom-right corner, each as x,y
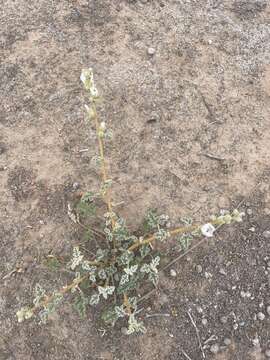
210,344 -> 219,354
262,230 -> 270,239
257,312 -> 265,321
224,338 -> 232,346
202,318 -> 208,326
72,182 -> 80,190
220,316 -> 227,324
170,269 -> 177,277
147,47 -> 156,56
121,327 -> 128,335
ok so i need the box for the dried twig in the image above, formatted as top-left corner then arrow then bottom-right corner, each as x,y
180,348 -> 193,360
162,237 -> 208,271
201,153 -> 225,161
145,313 -> 170,318
187,310 -> 205,359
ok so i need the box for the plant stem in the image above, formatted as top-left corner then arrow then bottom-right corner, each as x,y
92,102 -> 115,230
32,274 -> 88,313
123,293 -> 131,315
128,218 -> 223,252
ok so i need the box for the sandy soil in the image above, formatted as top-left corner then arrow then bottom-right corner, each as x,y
0,1 -> 270,359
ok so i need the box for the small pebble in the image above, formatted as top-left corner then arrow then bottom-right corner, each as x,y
159,293 -> 169,305
202,318 -> 208,326
263,230 -> 270,239
267,305 -> 270,316
233,323 -> 238,330
121,327 -> 128,335
240,290 -> 251,298
224,338 -> 231,346
247,208 -> 253,215
252,337 -> 260,347
196,265 -> 203,273
72,182 -> 80,190
265,349 -> 270,358
219,268 -> 227,276
220,316 -> 227,324
257,312 -> 265,321
196,306 -> 203,314
170,269 -> 177,277
147,47 -> 156,56
249,227 -> 255,232
210,344 -> 219,354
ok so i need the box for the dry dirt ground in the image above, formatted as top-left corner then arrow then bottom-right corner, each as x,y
1,0 -> 270,359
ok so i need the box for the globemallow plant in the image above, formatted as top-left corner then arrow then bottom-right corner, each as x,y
17,69 -> 245,333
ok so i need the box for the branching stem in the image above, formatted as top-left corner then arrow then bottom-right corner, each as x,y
128,218 -> 223,252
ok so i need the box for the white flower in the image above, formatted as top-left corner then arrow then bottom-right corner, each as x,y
201,223 -> 215,237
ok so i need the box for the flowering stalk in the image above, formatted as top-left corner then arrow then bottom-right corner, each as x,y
81,69 -> 115,231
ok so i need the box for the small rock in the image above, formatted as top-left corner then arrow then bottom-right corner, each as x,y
257,312 -> 265,321
265,349 -> 270,358
219,268 -> 227,276
249,227 -> 255,232
220,316 -> 227,324
72,182 -> 80,190
240,290 -> 251,298
210,344 -> 219,354
247,208 -> 253,215
202,318 -> 208,326
121,327 -> 128,335
224,338 -> 231,346
264,208 -> 270,215
266,305 -> 270,316
252,337 -> 260,347
233,323 -> 238,330
196,265 -> 203,274
159,293 -> 169,305
170,269 -> 177,277
263,230 -> 270,239
147,47 -> 156,56
196,306 -> 203,314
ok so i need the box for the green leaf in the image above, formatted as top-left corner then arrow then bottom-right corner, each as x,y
178,234 -> 193,251
83,229 -> 94,242
81,191 -> 95,203
73,294 -> 89,318
101,306 -> 119,326
143,209 -> 159,232
76,201 -> 96,217
89,293 -> 100,306
139,245 -> 151,259
117,275 -> 138,294
44,256 -> 61,271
